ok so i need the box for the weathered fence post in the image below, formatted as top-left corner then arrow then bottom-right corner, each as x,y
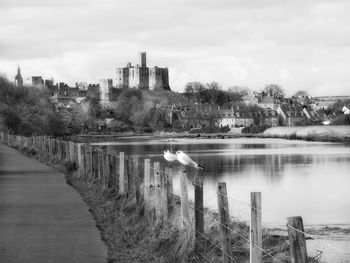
69,141 -> 75,162
126,156 -> 135,199
154,162 -> 163,220
102,147 -> 107,188
164,167 -> 173,215
93,147 -> 98,178
65,141 -> 70,161
217,182 -> 233,263
250,192 -> 262,263
97,147 -> 102,181
194,175 -> 204,254
85,143 -> 92,177
79,144 -> 85,177
119,152 -> 125,194
48,138 -> 52,157
287,216 -> 308,263
144,159 -> 151,211
133,156 -> 143,213
179,171 -> 190,227
57,140 -> 62,159
106,154 -> 111,188
113,153 -> 119,189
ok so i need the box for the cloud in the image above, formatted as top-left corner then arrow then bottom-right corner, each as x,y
0,0 -> 349,96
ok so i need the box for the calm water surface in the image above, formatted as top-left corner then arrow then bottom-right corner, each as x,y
94,137 -> 350,228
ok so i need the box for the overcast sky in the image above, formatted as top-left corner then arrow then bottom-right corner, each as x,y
0,0 -> 349,96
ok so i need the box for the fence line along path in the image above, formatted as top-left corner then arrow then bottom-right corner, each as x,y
3,133 -> 349,263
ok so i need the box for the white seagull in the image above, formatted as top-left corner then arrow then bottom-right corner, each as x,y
176,150 -> 204,170
163,150 -> 178,163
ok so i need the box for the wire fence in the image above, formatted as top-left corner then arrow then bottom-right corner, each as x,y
2,133 -> 350,263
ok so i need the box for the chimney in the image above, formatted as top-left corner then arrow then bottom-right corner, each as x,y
139,52 -> 146,67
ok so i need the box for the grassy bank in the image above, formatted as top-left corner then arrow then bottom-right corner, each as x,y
263,126 -> 350,143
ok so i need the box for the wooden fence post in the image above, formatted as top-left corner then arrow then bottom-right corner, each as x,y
102,147 -> 107,188
164,167 -> 173,215
154,162 -> 163,220
85,143 -> 91,177
69,141 -> 75,162
65,141 -> 70,161
119,152 -> 125,194
113,154 -> 119,189
57,140 -> 61,159
106,154 -> 111,188
97,147 -> 102,181
133,156 -> 143,213
287,216 -> 308,263
144,159 -> 151,211
81,144 -> 86,177
217,182 -> 233,263
48,138 -> 52,156
250,192 -> 262,263
194,175 -> 204,253
92,147 -> 98,178
126,156 -> 135,199
179,171 -> 190,228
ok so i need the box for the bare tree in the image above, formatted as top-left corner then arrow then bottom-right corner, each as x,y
184,82 -> 206,93
263,84 -> 285,97
206,81 -> 222,90
228,86 -> 251,96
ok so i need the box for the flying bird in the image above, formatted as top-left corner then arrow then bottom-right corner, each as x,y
163,150 -> 178,163
176,150 -> 204,170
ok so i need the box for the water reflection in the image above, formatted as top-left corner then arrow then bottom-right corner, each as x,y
96,138 -> 350,227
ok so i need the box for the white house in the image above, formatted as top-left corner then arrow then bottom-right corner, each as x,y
342,105 -> 350,115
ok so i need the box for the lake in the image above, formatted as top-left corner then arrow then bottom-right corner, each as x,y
93,137 -> 350,229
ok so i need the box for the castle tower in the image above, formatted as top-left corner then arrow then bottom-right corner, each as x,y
14,65 -> 23,87
116,52 -> 170,90
139,52 -> 146,67
99,79 -> 113,107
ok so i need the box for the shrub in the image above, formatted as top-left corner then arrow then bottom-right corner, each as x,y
241,125 -> 270,134
219,125 -> 231,133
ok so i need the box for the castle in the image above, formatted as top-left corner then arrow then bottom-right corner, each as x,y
116,52 -> 170,90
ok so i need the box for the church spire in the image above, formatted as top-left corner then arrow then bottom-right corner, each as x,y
15,65 -> 23,87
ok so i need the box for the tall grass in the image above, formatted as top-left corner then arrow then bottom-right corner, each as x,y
263,126 -> 350,142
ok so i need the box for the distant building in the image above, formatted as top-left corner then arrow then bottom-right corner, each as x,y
86,84 -> 100,99
44,78 -> 57,94
98,79 -> 113,106
277,102 -> 319,126
14,65 -> 23,87
342,105 -> 350,115
242,93 -> 258,105
116,52 -> 170,90
217,106 -> 278,129
75,82 -> 88,91
50,93 -> 86,109
32,76 -> 44,87
313,96 -> 350,110
256,92 -> 280,110
44,78 -> 54,87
